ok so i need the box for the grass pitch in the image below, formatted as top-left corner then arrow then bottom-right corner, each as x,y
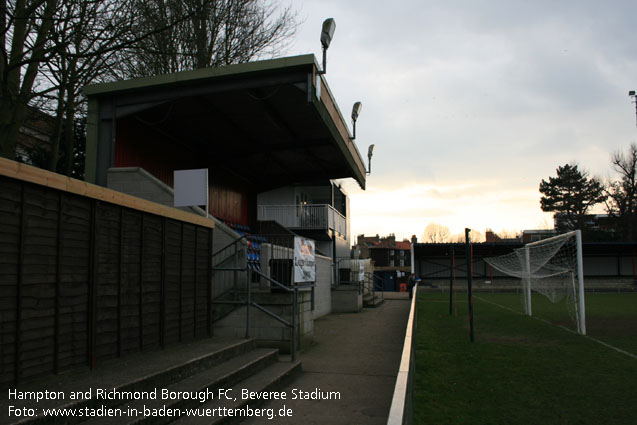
413,291 -> 637,425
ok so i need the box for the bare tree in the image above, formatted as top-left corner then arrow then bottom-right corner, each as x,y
40,0 -> 144,175
606,143 -> 637,240
423,223 -> 451,243
0,0 -> 60,159
0,0 -> 144,163
120,0 -> 298,77
495,229 -> 519,240
2,0 -> 296,175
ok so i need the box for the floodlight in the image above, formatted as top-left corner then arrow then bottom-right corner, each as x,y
352,102 -> 362,122
629,90 -> 636,96
319,18 -> 336,75
366,144 -> 375,175
321,18 -> 336,49
350,101 -> 362,140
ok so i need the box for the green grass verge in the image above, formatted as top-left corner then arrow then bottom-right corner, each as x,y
413,292 -> 637,425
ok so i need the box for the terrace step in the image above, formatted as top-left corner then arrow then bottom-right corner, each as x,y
3,338 -> 299,425
78,348 -> 282,425
363,293 -> 384,308
171,360 -> 301,425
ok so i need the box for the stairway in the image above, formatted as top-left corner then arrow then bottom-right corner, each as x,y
363,292 -> 384,308
5,338 -> 300,425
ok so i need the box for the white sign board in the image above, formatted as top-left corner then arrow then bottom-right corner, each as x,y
294,236 -> 316,283
174,169 -> 208,208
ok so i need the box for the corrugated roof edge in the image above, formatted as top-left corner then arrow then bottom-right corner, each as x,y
84,54 -> 318,97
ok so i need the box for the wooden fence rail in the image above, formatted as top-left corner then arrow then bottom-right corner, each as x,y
0,160 -> 214,389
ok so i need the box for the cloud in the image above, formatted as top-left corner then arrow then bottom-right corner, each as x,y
347,181 -> 553,239
291,0 -> 637,238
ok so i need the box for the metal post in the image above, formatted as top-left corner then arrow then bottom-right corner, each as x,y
322,47 -> 327,74
291,288 -> 297,362
233,243 -> 238,301
465,228 -> 474,343
632,249 -> 637,285
139,214 -> 144,349
524,246 -> 532,316
245,268 -> 251,338
453,251 -> 457,316
575,230 -> 586,335
207,228 -> 213,337
449,247 -> 453,315
178,223 -> 184,342
194,228 -> 198,337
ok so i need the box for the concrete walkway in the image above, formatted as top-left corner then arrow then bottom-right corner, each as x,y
241,293 -> 411,425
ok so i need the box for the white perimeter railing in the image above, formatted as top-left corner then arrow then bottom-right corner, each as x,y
257,204 -> 347,236
387,284 -> 418,425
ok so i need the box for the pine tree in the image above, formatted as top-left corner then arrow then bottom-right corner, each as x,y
539,163 -> 607,231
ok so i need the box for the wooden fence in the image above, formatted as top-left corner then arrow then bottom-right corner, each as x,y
0,159 -> 214,389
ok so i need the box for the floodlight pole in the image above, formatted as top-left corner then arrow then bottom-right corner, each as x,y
321,47 -> 327,75
449,246 -> 454,316
465,228 -> 474,343
630,90 -> 637,127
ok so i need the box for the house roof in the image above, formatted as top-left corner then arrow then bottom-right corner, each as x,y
364,238 -> 411,250
84,55 -> 368,192
395,241 -> 412,250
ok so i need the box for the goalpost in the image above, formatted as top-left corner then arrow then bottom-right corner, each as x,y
484,230 -> 586,335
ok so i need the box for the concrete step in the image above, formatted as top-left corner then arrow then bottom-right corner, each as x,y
79,348 -> 281,425
170,360 -> 302,425
3,338 -> 256,425
363,293 -> 385,308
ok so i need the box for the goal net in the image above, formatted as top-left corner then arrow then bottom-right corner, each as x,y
484,230 -> 586,335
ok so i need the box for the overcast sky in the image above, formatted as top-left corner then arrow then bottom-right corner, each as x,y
285,0 -> 637,241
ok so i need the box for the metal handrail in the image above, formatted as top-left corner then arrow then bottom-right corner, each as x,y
211,234 -> 247,263
257,204 -> 347,235
363,271 -> 384,305
210,251 -> 306,362
372,272 -> 385,297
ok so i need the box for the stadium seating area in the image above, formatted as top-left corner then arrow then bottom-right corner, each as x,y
224,222 -> 266,271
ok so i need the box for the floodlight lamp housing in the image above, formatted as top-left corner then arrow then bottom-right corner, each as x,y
366,144 -> 375,175
321,18 -> 336,49
630,90 -> 636,97
352,102 -> 363,122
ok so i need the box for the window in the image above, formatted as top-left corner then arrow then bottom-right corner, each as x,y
400,260 -> 405,267
390,250 -> 395,256
389,260 -> 394,267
